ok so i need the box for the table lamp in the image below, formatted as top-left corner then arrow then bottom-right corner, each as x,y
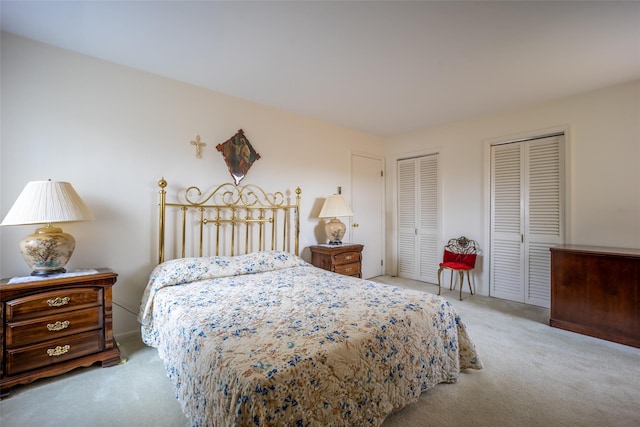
1,180 -> 95,276
318,194 -> 353,245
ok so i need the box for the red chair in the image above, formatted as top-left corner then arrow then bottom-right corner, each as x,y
437,236 -> 479,300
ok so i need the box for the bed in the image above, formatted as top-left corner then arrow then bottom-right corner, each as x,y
139,180 -> 482,426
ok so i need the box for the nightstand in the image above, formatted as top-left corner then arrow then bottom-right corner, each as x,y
1,268 -> 121,398
310,244 -> 364,278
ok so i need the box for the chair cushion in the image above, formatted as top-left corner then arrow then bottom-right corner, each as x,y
441,250 -> 477,269
440,261 -> 473,270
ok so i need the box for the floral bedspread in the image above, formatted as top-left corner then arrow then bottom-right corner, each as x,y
139,251 -> 482,426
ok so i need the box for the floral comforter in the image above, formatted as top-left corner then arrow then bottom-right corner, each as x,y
139,251 -> 482,426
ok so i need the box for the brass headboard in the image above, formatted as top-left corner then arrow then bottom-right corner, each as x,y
157,179 -> 301,263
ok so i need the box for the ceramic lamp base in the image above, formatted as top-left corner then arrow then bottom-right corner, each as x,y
324,217 -> 346,245
19,225 -> 75,276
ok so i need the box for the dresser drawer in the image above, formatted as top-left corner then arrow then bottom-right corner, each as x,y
332,251 -> 361,265
5,307 -> 103,347
334,262 -> 361,277
5,330 -> 105,376
5,287 -> 103,321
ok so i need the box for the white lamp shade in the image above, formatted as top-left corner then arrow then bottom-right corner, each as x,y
318,194 -> 353,245
318,194 -> 353,218
1,181 -> 94,226
2,181 -> 94,276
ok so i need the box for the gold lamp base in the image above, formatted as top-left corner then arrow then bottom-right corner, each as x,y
324,217 -> 346,245
19,225 -> 76,276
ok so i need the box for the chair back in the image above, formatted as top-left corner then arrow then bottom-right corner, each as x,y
443,236 -> 480,268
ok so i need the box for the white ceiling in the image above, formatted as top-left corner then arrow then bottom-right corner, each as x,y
2,1 -> 639,137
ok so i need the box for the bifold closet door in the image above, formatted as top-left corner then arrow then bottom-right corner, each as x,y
490,135 -> 564,308
397,154 -> 439,283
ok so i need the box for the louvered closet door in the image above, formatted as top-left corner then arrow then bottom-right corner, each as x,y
491,135 -> 564,308
398,159 -> 417,278
491,143 -> 525,302
525,138 -> 564,306
397,154 -> 439,283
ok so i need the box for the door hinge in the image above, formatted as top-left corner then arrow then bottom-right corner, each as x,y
381,170 -> 384,177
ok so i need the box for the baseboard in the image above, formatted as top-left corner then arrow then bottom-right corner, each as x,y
114,329 -> 142,341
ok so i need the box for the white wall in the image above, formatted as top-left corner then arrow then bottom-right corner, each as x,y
3,32 -> 639,336
0,33 -> 384,337
385,80 -> 640,296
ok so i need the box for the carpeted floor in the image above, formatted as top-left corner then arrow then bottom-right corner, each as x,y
2,276 -> 639,426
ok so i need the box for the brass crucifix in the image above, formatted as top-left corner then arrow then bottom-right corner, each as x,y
190,134 -> 207,158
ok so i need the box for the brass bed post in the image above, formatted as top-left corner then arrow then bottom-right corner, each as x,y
215,207 -> 221,256
244,207 -> 250,255
230,207 -> 236,257
295,187 -> 301,256
158,179 -> 168,264
180,206 -> 188,259
198,207 -> 205,257
271,208 -> 277,251
282,208 -> 288,253
258,208 -> 265,252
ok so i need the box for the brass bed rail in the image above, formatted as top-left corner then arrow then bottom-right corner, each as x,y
157,179 -> 301,263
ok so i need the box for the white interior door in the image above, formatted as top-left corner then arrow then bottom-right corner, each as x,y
491,135 -> 564,307
351,153 -> 384,279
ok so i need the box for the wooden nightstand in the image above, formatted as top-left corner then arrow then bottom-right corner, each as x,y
1,268 -> 121,398
310,244 -> 364,278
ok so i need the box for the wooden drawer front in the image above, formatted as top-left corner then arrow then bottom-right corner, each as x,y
332,251 -> 361,266
6,287 -> 102,321
5,307 -> 103,347
334,262 -> 361,276
5,330 -> 104,376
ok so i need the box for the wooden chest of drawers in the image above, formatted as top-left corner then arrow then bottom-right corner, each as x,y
550,245 -> 640,348
1,269 -> 121,397
310,244 -> 364,278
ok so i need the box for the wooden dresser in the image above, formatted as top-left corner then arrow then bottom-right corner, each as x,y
310,244 -> 364,278
549,245 -> 640,348
1,269 -> 121,397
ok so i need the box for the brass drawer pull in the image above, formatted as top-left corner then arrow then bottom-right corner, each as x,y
47,320 -> 70,332
345,267 -> 353,273
47,345 -> 70,357
47,297 -> 70,307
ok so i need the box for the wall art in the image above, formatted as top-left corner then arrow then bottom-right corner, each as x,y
216,129 -> 261,185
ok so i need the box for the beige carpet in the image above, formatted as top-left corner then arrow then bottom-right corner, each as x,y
2,276 -> 639,427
